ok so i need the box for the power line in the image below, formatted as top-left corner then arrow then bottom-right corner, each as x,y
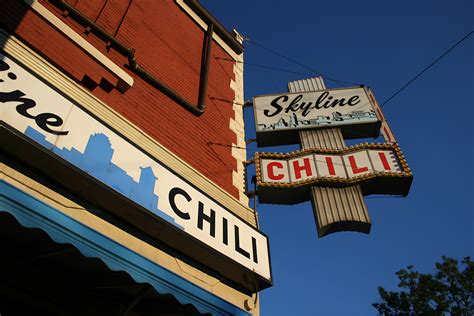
208,33 -> 473,155
207,141 -> 247,150
381,30 -> 474,107
245,38 -> 361,87
215,57 -> 316,77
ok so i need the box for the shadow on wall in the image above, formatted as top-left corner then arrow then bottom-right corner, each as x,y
0,0 -> 30,48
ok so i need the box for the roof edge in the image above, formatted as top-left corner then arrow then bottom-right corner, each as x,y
183,0 -> 244,55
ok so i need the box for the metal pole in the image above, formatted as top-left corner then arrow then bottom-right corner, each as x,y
288,77 -> 371,237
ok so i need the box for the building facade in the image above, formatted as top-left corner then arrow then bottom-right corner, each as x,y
0,0 -> 270,314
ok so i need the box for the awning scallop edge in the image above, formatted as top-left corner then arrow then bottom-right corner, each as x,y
0,180 -> 249,316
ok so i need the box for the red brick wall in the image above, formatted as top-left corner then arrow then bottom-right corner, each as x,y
0,0 -> 240,199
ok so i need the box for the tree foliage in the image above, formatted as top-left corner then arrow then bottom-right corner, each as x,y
373,256 -> 474,315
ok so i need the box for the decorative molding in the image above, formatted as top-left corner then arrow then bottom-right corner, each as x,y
175,0 -> 241,61
229,30 -> 250,207
24,0 -> 133,92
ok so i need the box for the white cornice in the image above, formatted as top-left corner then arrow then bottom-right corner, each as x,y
24,0 -> 134,92
175,0 -> 241,61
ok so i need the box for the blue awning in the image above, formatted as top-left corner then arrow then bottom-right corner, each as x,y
0,180 -> 250,316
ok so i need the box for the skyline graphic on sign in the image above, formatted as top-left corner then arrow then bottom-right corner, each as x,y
25,126 -> 179,228
257,109 -> 377,131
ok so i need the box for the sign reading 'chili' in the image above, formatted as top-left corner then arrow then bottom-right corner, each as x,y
255,144 -> 412,205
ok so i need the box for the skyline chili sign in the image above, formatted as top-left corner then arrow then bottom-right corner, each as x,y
0,52 -> 272,288
253,86 -> 381,146
254,144 -> 412,204
251,75 -> 412,237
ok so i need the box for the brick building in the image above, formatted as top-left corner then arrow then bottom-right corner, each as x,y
0,0 -> 271,314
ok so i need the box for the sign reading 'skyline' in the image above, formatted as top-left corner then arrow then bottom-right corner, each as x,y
0,53 -> 271,288
253,87 -> 381,146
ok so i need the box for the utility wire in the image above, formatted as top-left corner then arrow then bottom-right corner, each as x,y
207,141 -> 247,150
215,57 -> 316,78
381,30 -> 473,107
245,38 -> 361,87
209,32 -> 474,154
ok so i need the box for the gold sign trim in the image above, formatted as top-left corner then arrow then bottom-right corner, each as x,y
254,142 -> 412,188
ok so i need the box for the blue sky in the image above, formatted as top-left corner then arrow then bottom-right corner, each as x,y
201,1 -> 473,315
